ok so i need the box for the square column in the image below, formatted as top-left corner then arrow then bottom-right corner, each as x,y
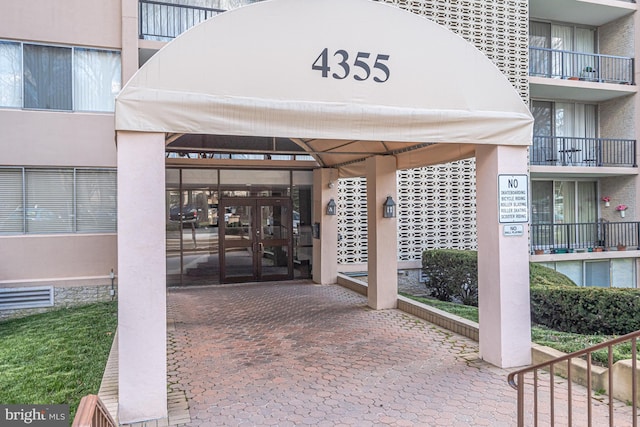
366,156 -> 398,309
312,168 -> 339,284
476,145 -> 531,368
117,131 -> 168,423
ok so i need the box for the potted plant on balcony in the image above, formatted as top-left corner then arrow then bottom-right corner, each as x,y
617,243 -> 626,251
580,66 -> 597,82
616,204 -> 628,218
602,196 -> 611,207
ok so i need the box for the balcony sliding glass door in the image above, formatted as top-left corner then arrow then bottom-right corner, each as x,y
531,101 -> 597,166
532,180 -> 597,250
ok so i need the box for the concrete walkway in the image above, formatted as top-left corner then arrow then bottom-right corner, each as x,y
159,281 -> 635,426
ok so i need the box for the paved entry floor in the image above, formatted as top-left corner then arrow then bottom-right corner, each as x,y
166,282 -> 634,426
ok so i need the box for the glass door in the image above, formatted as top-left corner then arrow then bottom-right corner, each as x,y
219,199 -> 255,283
258,198 -> 293,281
219,198 -> 293,283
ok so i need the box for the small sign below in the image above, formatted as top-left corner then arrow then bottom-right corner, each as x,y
498,174 -> 529,223
503,224 -> 524,237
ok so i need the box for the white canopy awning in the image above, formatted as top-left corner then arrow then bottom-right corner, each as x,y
116,0 -> 532,176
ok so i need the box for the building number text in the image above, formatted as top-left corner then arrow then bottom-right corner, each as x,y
312,48 -> 390,83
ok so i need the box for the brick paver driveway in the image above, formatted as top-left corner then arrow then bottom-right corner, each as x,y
166,282 -> 633,426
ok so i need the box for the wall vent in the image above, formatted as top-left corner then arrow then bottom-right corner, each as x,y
0,286 -> 54,310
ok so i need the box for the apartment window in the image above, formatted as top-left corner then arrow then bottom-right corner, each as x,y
24,44 -> 72,110
532,180 -> 597,225
0,41 -> 22,107
532,180 -> 597,249
543,259 -> 636,288
0,40 -> 121,112
585,260 -> 610,287
74,49 -> 122,111
0,168 -> 117,234
531,101 -> 597,165
530,21 -> 596,78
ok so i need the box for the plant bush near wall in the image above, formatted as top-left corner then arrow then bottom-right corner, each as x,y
531,286 -> 640,335
421,250 -> 478,306
422,249 -> 640,335
529,263 -> 576,288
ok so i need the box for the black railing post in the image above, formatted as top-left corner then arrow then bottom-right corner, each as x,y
633,138 -> 638,167
139,1 -> 143,39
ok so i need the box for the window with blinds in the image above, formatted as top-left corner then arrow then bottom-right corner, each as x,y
0,168 -> 116,234
76,170 -> 117,232
0,168 -> 23,233
0,40 -> 121,112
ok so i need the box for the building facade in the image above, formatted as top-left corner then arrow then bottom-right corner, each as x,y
0,0 -> 637,319
5,0 -> 632,422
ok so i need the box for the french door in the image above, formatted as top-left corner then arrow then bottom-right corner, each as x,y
219,197 -> 293,283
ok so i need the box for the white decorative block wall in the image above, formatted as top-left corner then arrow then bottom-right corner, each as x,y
337,0 -> 529,265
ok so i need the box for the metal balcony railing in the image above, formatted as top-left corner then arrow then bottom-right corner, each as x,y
139,0 -> 225,41
529,47 -> 635,85
531,136 -> 637,168
508,330 -> 639,426
531,220 -> 640,253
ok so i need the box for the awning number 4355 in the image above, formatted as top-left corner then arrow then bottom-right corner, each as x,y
312,48 -> 390,83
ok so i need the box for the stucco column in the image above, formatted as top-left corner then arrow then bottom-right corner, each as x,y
121,0 -> 139,82
366,155 -> 398,309
476,145 -> 531,368
117,131 -> 167,423
312,168 -> 338,284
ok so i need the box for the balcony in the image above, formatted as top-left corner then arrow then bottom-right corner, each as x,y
530,0 -> 636,27
531,136 -> 637,168
139,0 -> 225,41
530,47 -> 634,85
531,221 -> 640,253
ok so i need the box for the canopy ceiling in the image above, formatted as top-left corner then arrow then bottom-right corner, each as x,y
116,0 -> 533,177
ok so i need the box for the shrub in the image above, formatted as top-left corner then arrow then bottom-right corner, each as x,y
422,251 -> 576,307
421,249 -> 640,335
529,263 -> 576,288
421,250 -> 478,306
530,286 -> 640,335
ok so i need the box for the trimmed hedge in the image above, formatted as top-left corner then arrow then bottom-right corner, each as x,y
421,250 -> 478,306
529,263 -> 576,288
531,286 -> 640,335
422,249 -> 640,335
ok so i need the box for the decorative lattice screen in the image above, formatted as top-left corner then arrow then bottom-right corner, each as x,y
337,0 -> 529,265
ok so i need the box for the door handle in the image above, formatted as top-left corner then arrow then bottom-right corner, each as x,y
259,243 -> 264,252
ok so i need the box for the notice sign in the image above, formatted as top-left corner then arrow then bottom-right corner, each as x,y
498,174 -> 529,224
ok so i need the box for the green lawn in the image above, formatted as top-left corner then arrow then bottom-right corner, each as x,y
401,293 -> 635,365
0,301 -> 117,421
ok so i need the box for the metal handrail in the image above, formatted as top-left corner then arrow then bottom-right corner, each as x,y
531,220 -> 640,252
72,394 -> 116,427
529,46 -> 634,85
531,135 -> 637,168
508,330 -> 639,426
139,0 -> 225,40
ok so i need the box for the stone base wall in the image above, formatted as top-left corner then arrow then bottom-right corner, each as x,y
0,284 -> 116,322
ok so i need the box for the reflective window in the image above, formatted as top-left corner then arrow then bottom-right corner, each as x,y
24,44 -> 72,110
0,168 -> 117,234
0,40 -> 121,111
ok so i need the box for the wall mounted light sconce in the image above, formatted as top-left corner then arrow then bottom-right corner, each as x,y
383,196 -> 396,218
326,198 -> 337,216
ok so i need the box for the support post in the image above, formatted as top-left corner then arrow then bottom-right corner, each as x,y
366,155 -> 398,309
117,131 -> 168,423
476,145 -> 531,368
312,168 -> 338,284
